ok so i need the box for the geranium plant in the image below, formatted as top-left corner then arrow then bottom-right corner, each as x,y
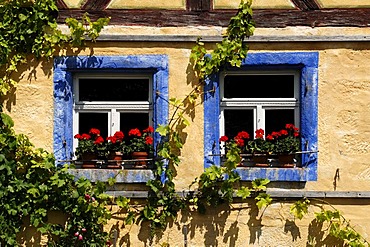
272,124 -> 300,154
219,130 -> 250,154
74,128 -> 108,159
126,126 -> 154,155
106,131 -> 125,153
247,128 -> 274,154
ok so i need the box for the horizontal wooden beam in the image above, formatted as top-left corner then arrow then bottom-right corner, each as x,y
57,9 -> 370,27
96,34 -> 370,42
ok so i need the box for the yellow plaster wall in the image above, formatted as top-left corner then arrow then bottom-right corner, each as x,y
18,200 -> 370,246
107,0 -> 186,9
317,0 -> 370,8
62,0 -> 85,9
214,0 -> 295,9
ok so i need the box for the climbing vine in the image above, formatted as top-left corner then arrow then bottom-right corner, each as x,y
0,0 -> 112,246
0,0 -> 110,96
0,112 -> 112,246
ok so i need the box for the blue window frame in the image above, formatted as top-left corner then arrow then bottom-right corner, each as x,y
53,55 -> 169,175
204,52 -> 319,181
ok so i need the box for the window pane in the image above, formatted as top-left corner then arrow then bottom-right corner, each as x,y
224,110 -> 254,139
224,74 -> 295,98
79,78 -> 149,101
79,113 -> 108,138
120,113 -> 150,133
265,109 -> 295,134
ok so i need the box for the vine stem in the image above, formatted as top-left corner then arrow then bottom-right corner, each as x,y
309,198 -> 370,245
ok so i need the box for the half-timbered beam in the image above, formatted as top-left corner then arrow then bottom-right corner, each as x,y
56,0 -> 68,10
57,8 -> 370,28
291,0 -> 320,10
82,0 -> 111,10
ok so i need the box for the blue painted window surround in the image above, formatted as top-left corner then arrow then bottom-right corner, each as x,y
53,55 -> 169,182
204,52 -> 319,181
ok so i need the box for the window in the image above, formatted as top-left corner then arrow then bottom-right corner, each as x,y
54,55 -> 169,183
204,52 -> 319,181
73,74 -> 153,151
220,71 -> 300,142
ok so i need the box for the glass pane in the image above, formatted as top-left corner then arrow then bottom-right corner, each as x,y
265,109 -> 295,134
224,74 -> 295,98
224,110 -> 254,139
79,113 -> 108,138
79,78 -> 149,101
120,113 -> 150,133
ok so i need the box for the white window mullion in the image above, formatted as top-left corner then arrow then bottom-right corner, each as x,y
256,105 -> 265,136
110,109 -> 119,135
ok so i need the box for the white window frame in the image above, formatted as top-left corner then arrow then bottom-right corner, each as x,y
219,70 -> 300,139
72,73 -> 153,152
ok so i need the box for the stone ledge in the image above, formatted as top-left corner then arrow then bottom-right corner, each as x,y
67,169 -> 155,183
236,167 -> 312,181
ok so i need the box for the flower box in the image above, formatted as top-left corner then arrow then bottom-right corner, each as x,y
74,127 -> 155,169
219,124 -> 300,168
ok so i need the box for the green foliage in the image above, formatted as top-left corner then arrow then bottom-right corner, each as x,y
290,199 -> 369,246
0,112 -> 111,246
290,198 -> 310,220
315,208 -> 368,246
254,193 -> 272,210
190,0 -> 254,81
0,0 -> 110,96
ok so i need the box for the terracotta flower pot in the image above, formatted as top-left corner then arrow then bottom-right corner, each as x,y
277,153 -> 296,168
252,152 -> 269,167
107,151 -> 123,169
81,153 -> 97,168
131,151 -> 149,168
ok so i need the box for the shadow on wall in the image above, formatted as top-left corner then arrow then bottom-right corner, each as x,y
16,204 -> 349,246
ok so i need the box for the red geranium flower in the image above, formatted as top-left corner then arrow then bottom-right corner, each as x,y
106,136 -> 117,144
255,128 -> 264,139
143,126 -> 154,133
279,129 -> 288,136
128,128 -> 141,137
236,131 -> 249,139
89,128 -> 100,135
81,133 -> 91,140
266,134 -> 274,141
113,131 -> 124,141
271,131 -> 280,138
94,136 -> 104,145
74,134 -> 82,139
234,138 -> 245,147
145,136 -> 153,145
219,135 -> 229,142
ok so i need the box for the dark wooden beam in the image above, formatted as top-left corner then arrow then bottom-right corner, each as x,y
291,0 -> 320,10
56,0 -> 68,10
82,0 -> 111,10
57,8 -> 370,28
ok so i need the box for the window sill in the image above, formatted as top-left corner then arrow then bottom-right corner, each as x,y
67,168 -> 155,183
235,166 -> 312,181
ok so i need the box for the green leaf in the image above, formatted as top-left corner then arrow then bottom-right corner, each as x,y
236,187 -> 250,199
290,199 -> 310,220
156,124 -> 170,136
107,177 -> 116,186
116,196 -> 130,209
1,113 -> 14,128
252,178 -> 270,191
255,193 -> 272,210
